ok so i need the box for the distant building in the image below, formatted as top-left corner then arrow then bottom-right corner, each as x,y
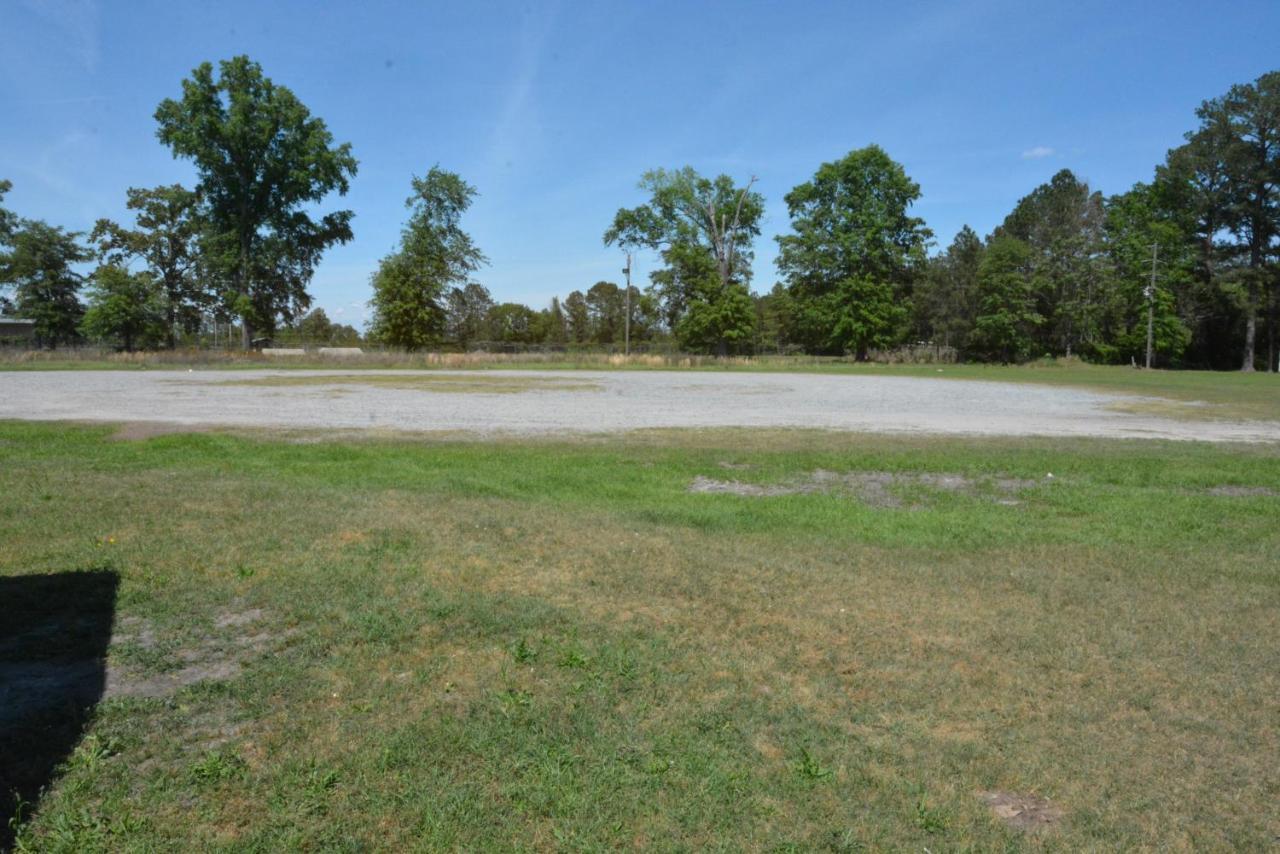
0,318 -> 37,346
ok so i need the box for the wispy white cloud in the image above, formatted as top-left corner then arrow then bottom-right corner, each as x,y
13,129 -> 102,208
19,94 -> 111,106
21,0 -> 100,72
1021,145 -> 1055,160
485,4 -> 559,175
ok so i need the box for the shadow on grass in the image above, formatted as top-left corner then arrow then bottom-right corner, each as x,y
0,570 -> 118,849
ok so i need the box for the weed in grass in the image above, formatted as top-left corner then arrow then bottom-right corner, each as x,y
795,747 -> 833,782
189,750 -> 247,785
511,637 -> 537,663
825,828 -> 867,852
499,687 -> 533,713
305,765 -> 340,798
65,735 -> 120,775
40,809 -> 145,853
557,645 -> 591,670
7,796 -> 32,850
914,798 -> 949,834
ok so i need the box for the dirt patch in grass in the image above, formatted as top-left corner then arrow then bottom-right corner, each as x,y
1206,485 -> 1277,497
689,475 -> 806,498
689,470 -> 1044,508
979,791 -> 1064,834
183,710 -> 248,753
106,660 -> 245,699
101,606 -> 288,700
109,421 -> 217,441
214,608 -> 266,629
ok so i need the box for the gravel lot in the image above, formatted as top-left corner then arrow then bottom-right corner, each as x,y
1,369 -> 1277,442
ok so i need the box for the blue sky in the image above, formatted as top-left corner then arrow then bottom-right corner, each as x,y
2,0 -> 1277,329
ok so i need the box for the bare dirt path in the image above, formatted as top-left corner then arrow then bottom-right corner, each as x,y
1,369 -> 1277,442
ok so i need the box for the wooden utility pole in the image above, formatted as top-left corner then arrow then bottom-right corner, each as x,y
623,250 -> 632,356
1145,242 -> 1158,369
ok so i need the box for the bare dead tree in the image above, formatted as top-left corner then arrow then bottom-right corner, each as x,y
705,175 -> 758,289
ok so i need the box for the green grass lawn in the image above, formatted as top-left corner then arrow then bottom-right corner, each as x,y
2,423 -> 1278,850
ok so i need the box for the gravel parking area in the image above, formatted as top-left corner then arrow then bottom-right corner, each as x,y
1,369 -> 1277,442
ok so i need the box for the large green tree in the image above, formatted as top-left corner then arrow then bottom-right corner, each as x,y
752,283 -> 794,355
1102,183 -> 1195,366
0,180 -> 15,244
994,169 -> 1107,357
1188,71 -> 1279,371
91,184 -> 208,348
585,281 -> 624,344
563,290 -> 590,344
80,264 -> 167,352
275,308 -> 361,346
1159,120 -> 1242,368
445,282 -> 495,349
0,219 -> 91,348
155,55 -> 357,347
0,179 -> 15,315
969,237 -> 1043,363
776,145 -> 931,359
368,168 -> 486,350
605,167 -> 762,354
544,296 -> 568,345
915,225 -> 983,353
486,302 -> 542,346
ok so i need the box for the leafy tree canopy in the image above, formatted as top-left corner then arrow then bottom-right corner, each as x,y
777,145 -> 931,291
92,184 -> 208,346
0,179 -> 16,245
446,282 -> 495,349
1184,70 -> 1280,369
80,264 -> 166,352
0,219 -> 91,347
776,146 -> 929,357
368,167 -> 486,350
606,167 -> 762,353
969,236 -> 1043,363
155,55 -> 357,346
914,225 -> 984,351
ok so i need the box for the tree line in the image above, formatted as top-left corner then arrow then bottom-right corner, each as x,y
1,57 -> 1276,370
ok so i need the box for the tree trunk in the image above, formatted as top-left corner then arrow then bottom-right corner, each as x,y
1267,283 -> 1276,373
1241,306 -> 1256,372
1242,248 -> 1260,372
239,227 -> 252,350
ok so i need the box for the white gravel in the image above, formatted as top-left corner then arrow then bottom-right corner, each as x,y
1,369 -> 1276,442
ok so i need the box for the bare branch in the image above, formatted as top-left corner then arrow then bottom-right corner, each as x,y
723,176 -> 757,282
